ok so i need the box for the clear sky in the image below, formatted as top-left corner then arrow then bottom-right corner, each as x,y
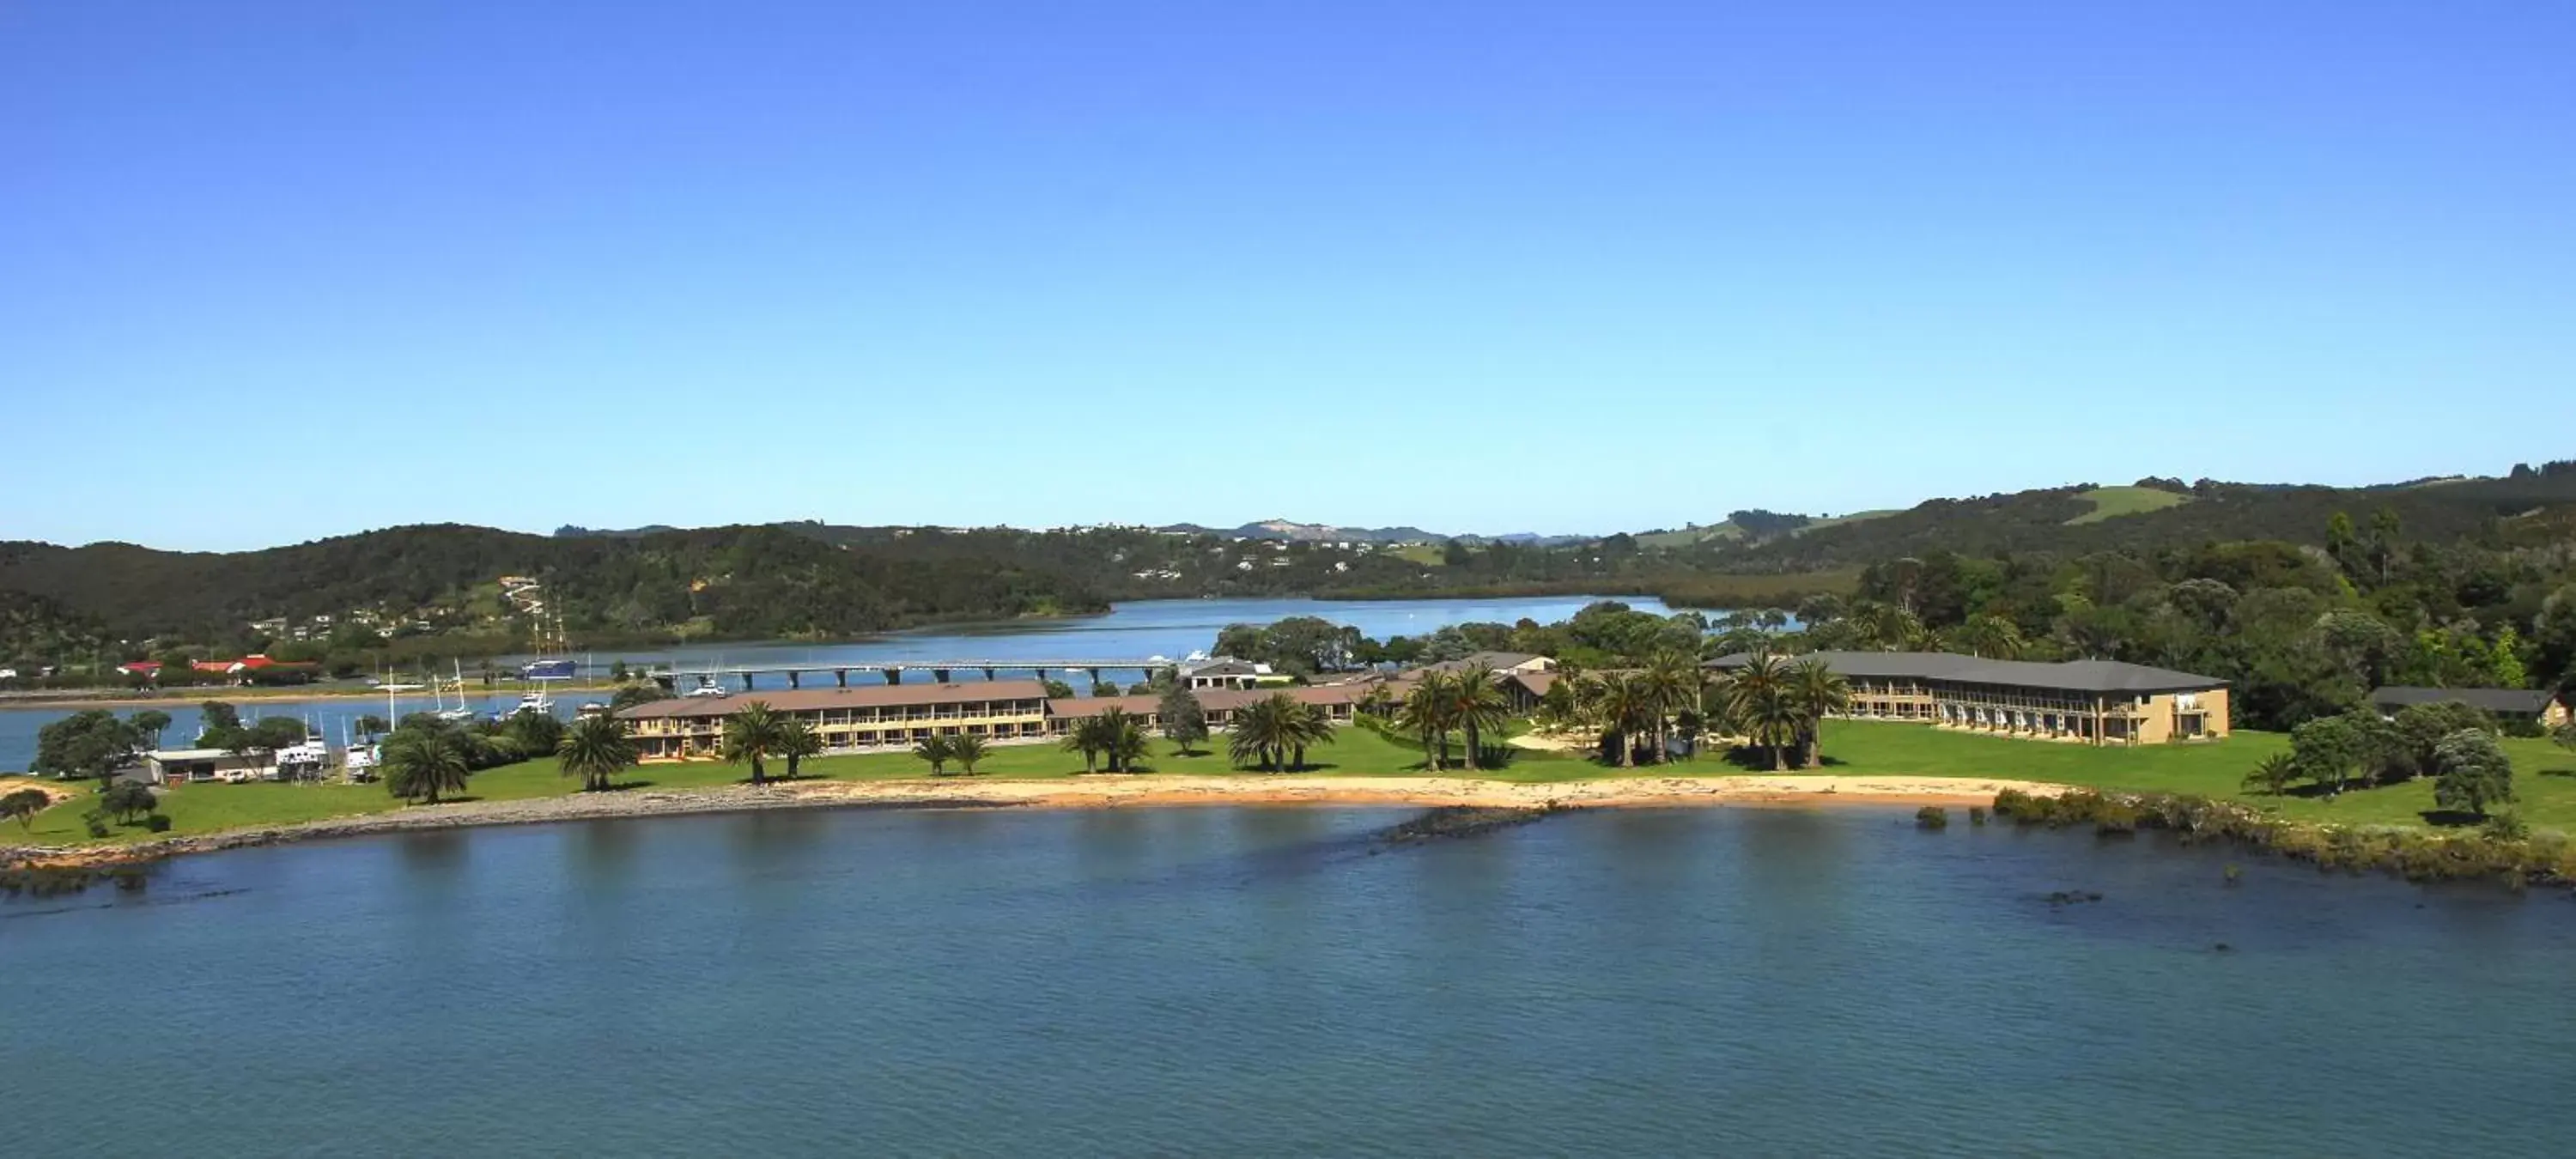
5,1 -> 2571,550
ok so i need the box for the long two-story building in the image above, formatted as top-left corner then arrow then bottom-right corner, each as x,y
618,681 -> 1054,762
1705,652 -> 2230,745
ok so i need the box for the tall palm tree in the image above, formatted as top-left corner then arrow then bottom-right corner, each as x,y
1105,713 -> 1152,773
1447,670 -> 1511,772
1591,673 -> 1650,768
721,701 -> 788,786
1639,652 -> 1704,765
1786,658 -> 1851,768
913,733 -> 956,775
1397,671 -> 1457,771
1089,708 -> 1152,772
1958,614 -> 2026,659
1280,698 -> 1336,772
1061,715 -> 1106,773
382,726 -> 472,804
948,731 -> 988,775
555,713 -> 638,792
778,719 -> 823,781
1726,653 -> 1801,771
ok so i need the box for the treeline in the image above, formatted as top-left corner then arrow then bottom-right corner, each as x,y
1752,507 -> 2576,731
0,525 -> 1111,667
1693,462 -> 2576,573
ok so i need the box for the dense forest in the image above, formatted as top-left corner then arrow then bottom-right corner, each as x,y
9,461 -> 2576,703
0,525 -> 1107,670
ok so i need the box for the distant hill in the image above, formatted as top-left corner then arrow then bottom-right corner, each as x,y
1152,519 -> 1588,546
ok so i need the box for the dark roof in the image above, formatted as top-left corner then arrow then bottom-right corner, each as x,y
2368,686 -> 2558,716
1186,660 -> 1262,677
617,680 -> 1052,720
1044,686 -> 1358,719
1704,651 -> 2226,694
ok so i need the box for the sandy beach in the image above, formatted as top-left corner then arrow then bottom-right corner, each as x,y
4,774 -> 2069,866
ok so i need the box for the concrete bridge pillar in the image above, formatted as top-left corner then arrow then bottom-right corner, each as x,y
788,671 -> 801,689
982,667 -> 997,682
739,673 -> 755,691
884,668 -> 902,686
835,670 -> 848,688
933,668 -> 952,683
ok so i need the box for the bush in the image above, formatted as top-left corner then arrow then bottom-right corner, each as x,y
2482,811 -> 2530,842
1914,806 -> 1949,829
82,810 -> 110,839
143,813 -> 173,834
1967,805 -> 1987,826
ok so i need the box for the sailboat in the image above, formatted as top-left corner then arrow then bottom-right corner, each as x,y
436,659 -> 477,723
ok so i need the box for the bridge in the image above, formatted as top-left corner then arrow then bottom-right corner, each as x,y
646,658 -> 1176,693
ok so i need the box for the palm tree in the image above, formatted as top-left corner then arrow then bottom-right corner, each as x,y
1639,652 -> 1704,764
1591,673 -> 1650,768
1786,658 -> 1851,769
1958,614 -> 2026,659
1446,670 -> 1512,772
354,713 -> 389,741
1726,653 -> 1802,771
555,713 -> 638,792
778,719 -> 823,780
721,701 -> 788,786
948,731 -> 988,775
1061,715 -> 1106,773
1397,671 -> 1457,770
913,733 -> 956,775
382,726 -> 473,804
1228,695 -> 1281,771
2243,752 -> 2298,796
1104,711 -> 1152,773
1280,698 -> 1336,772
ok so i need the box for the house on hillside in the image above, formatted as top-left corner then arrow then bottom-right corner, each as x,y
2368,686 -> 2570,730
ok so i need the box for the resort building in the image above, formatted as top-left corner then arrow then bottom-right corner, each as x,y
2368,686 -> 2570,730
1705,652 -> 2231,745
617,680 -> 1055,762
1047,686 -> 1362,734
1179,658 -> 1286,691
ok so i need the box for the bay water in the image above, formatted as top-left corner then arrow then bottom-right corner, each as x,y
5,805 -> 2569,1156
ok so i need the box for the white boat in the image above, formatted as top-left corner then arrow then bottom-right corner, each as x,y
435,660 -> 477,723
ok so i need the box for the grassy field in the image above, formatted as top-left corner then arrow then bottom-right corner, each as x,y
11,719 -> 2573,846
2064,485 -> 2190,525
1809,720 -> 2576,829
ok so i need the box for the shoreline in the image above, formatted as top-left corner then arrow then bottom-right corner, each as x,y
2,774 -> 2065,866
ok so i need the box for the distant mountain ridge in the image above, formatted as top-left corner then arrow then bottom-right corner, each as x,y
1155,519 -> 1590,546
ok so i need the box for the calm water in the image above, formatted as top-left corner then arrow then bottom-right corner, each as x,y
4,806 -> 2570,1156
0,596 -> 1672,771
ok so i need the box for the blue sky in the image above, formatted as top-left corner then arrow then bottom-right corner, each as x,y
5,1 -> 2571,550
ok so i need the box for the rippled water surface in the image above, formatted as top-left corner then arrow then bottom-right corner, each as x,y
6,807 -> 2573,1156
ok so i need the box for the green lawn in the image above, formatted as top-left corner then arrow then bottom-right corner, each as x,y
2064,485 -> 2190,525
14,719 -> 2573,846
1808,719 -> 2576,830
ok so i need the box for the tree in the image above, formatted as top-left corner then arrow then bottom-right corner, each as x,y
1447,669 -> 1511,771
1636,652 -> 1704,765
1955,614 -> 2026,659
355,713 -> 391,740
1589,673 -> 1652,768
1089,679 -> 1121,698
197,701 -> 242,742
720,701 -> 788,786
913,733 -> 956,775
948,731 -> 988,775
502,708 -> 564,755
1060,716 -> 1104,774
30,710 -> 143,786
2432,728 -> 2514,818
2388,701 -> 2494,782
131,709 -> 172,748
1042,677 -> 1076,700
1786,658 -> 1851,769
778,719 -> 823,780
2242,752 -> 2299,796
1089,707 -> 1150,772
1,787 -> 50,832
382,726 -> 473,804
247,716 -> 309,752
609,683 -> 663,714
1396,671 -> 1457,770
1229,695 -> 1286,771
555,714 -> 639,792
1725,654 -> 1802,772
100,780 -> 156,824
1279,698 -> 1334,772
2287,714 -> 2369,797
1158,686 -> 1210,755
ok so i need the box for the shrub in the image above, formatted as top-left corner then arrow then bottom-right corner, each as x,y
1914,806 -> 1948,830
143,813 -> 173,834
1967,805 -> 1987,826
81,810 -> 110,839
2481,811 -> 2530,842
